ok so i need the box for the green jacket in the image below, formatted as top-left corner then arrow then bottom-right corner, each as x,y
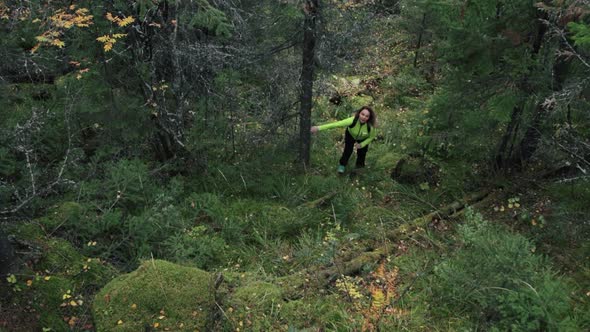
317,116 -> 377,148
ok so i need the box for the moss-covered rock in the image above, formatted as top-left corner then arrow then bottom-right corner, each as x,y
93,259 -> 213,332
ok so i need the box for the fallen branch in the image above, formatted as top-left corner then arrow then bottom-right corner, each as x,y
298,191 -> 339,209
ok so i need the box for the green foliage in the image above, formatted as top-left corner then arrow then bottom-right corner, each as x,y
429,209 -> 582,330
163,225 -> 229,269
188,1 -> 233,38
79,159 -> 155,214
569,22 -> 590,49
382,67 -> 431,107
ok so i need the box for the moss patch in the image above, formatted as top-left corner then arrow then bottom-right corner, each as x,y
93,259 -> 213,331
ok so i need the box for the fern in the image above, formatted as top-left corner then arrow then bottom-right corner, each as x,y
569,22 -> 590,49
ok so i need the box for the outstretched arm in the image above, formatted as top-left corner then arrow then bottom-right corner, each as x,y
314,117 -> 355,132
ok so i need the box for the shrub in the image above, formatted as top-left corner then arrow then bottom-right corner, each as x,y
429,209 -> 582,330
163,226 -> 229,269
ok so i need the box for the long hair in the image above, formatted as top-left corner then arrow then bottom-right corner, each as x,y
355,106 -> 377,127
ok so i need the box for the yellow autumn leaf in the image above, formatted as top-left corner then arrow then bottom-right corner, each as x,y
26,280 -> 33,287
52,39 -> 65,48
70,300 -> 78,306
104,42 -> 113,52
75,8 -> 89,15
153,322 -> 160,328
117,320 -> 123,325
44,276 -> 51,281
370,287 -> 385,311
112,33 -> 127,39
96,35 -> 110,43
106,12 -> 116,22
117,16 -> 135,27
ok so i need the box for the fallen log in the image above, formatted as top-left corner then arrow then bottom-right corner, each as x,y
389,189 -> 492,238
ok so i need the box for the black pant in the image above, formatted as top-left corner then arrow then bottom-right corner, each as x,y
339,130 -> 369,168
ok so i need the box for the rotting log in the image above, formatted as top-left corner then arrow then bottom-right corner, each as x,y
389,189 -> 491,239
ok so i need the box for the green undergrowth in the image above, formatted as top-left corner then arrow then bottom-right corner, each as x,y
473,176 -> 590,307
393,209 -> 589,331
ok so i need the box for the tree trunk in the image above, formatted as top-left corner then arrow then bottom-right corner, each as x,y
413,13 -> 427,68
493,105 -> 523,170
0,230 -> 15,277
494,8 -> 548,171
299,0 -> 319,167
517,40 -> 569,165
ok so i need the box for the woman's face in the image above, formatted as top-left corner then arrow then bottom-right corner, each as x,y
359,109 -> 371,123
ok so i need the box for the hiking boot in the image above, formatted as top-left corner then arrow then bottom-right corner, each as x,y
337,165 -> 346,174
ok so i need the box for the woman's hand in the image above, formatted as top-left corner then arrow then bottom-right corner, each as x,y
354,143 -> 362,150
310,126 -> 319,134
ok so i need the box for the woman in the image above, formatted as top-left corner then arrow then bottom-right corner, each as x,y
311,106 -> 377,174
